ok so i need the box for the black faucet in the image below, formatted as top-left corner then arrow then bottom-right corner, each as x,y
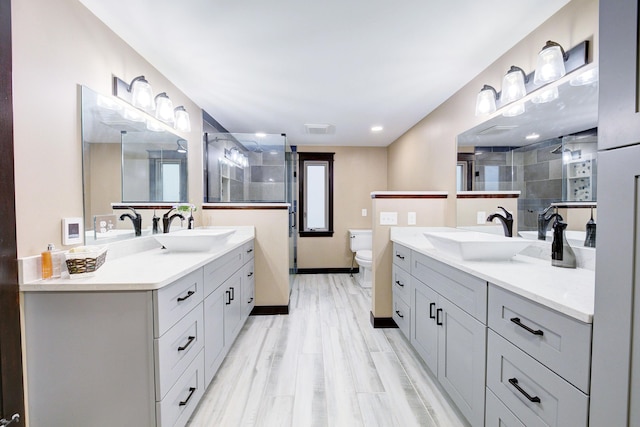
162,208 -> 185,233
487,206 -> 514,237
119,207 -> 142,237
537,205 -> 563,240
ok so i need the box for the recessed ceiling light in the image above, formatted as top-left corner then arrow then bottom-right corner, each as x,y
526,133 -> 540,140
255,132 -> 266,137
371,126 -> 383,132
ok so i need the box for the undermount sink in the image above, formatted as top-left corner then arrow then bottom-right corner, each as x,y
423,231 -> 531,261
154,229 -> 236,252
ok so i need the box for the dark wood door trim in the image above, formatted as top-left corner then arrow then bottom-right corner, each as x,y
0,0 -> 25,419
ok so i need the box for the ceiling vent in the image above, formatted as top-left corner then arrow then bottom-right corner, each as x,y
304,123 -> 335,135
477,125 -> 518,135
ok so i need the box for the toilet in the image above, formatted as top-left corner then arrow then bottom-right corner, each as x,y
349,229 -> 373,288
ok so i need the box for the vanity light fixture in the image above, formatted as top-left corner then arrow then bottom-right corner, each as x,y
533,41 -> 568,85
176,139 -> 188,153
154,92 -> 175,124
174,106 -> 191,132
475,85 -> 498,116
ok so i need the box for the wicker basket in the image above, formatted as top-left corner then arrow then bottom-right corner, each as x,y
65,247 -> 108,277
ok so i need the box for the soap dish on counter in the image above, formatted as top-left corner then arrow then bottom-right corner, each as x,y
65,246 -> 107,278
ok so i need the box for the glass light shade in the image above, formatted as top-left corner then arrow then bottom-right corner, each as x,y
570,67 -> 599,86
534,43 -> 566,85
130,76 -> 155,112
475,85 -> 497,116
502,103 -> 525,117
531,86 -> 559,104
501,67 -> 527,104
174,106 -> 191,132
155,92 -> 175,124
123,105 -> 145,122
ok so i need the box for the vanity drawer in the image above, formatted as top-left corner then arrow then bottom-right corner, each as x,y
154,268 -> 204,337
204,247 -> 244,297
488,284 -> 592,393
156,349 -> 205,427
412,250 -> 487,322
392,263 -> 411,304
485,388 -> 525,427
392,291 -> 411,339
243,240 -> 255,263
487,330 -> 589,427
393,243 -> 411,272
154,303 -> 204,400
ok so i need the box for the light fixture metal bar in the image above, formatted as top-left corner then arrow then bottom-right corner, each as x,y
113,76 -> 133,103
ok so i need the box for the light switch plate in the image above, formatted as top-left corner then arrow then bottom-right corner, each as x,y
62,217 -> 83,245
362,208 -> 367,217
380,212 -> 398,225
408,212 -> 417,225
477,211 -> 486,224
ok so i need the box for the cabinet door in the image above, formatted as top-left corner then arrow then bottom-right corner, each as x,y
437,296 -> 486,427
204,284 -> 226,385
599,0 -> 640,150
224,270 -> 243,346
411,278 -> 438,374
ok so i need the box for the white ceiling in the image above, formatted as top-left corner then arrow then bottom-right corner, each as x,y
78,0 -> 571,147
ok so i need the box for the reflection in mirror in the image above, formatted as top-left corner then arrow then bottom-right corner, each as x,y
81,86 -> 188,244
457,64 -> 598,233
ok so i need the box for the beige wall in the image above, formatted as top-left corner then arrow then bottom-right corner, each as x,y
386,0 -> 598,225
296,146 -> 387,269
203,209 -> 290,307
12,0 -> 203,257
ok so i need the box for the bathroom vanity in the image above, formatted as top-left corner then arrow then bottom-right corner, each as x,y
390,227 -> 594,426
19,228 -> 255,426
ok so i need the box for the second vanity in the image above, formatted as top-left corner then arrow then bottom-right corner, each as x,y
19,227 -> 255,427
390,227 -> 594,427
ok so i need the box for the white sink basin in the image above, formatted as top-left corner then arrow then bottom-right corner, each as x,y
423,231 -> 531,261
154,229 -> 236,252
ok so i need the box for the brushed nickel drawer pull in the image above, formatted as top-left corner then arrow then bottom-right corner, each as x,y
508,378 -> 541,403
510,317 -> 544,336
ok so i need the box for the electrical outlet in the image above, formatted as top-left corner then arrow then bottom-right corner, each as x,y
477,211 -> 487,224
408,212 -> 416,225
362,208 -> 367,217
380,212 -> 398,225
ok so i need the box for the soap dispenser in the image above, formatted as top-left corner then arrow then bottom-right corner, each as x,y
551,217 -> 576,268
584,208 -> 596,248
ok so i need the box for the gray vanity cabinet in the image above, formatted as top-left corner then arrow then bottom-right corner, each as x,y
396,244 -> 487,427
242,240 -> 256,318
392,249 -> 412,339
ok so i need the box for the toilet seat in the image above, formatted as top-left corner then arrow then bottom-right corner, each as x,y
355,249 -> 372,268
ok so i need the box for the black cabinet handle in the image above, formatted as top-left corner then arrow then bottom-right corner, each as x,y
177,335 -> 196,351
508,378 -> 541,403
436,308 -> 443,326
395,280 -> 404,287
179,387 -> 197,406
247,272 -> 254,278
510,317 -> 544,336
246,248 -> 253,254
177,290 -> 195,302
225,290 -> 231,305
395,253 -> 405,260
230,287 -> 235,301
395,310 -> 404,318
248,297 -> 254,304
429,302 -> 436,319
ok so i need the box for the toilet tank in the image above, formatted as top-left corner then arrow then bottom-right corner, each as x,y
349,229 -> 372,252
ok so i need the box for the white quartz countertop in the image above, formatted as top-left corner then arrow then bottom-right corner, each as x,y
20,227 -> 254,292
391,227 -> 595,323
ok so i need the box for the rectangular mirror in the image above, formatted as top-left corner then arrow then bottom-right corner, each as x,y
81,86 -> 188,243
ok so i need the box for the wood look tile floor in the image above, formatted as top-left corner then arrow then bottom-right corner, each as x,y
187,274 -> 468,427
